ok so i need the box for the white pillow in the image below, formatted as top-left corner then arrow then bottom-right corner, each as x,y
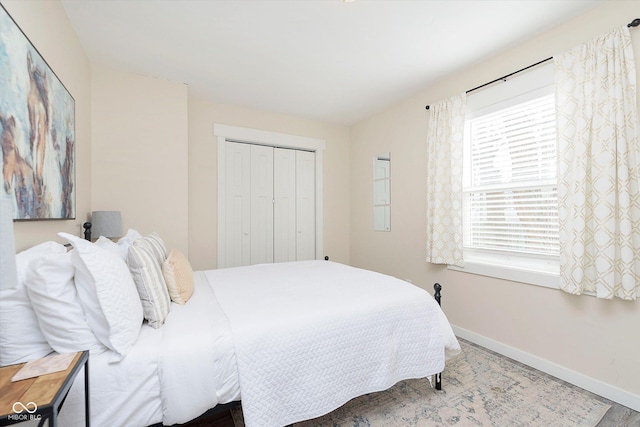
59,233 -> 143,360
25,251 -> 105,355
15,241 -> 67,288
95,235 -> 123,259
117,229 -> 143,259
0,241 -> 66,366
0,285 -> 52,366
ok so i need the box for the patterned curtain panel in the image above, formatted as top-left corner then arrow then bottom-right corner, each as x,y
555,26 -> 640,300
426,93 -> 466,267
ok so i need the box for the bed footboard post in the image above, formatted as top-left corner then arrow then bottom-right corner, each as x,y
434,283 -> 442,391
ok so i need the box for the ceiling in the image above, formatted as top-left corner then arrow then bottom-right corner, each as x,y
60,0 -> 604,126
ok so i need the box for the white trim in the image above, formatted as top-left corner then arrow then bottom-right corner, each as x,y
215,124 -> 325,268
447,255 -> 636,297
217,136 -> 229,268
452,325 -> 640,412
448,250 -> 559,289
214,124 -> 326,151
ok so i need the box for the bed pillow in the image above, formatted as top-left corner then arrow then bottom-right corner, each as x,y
117,228 -> 142,259
25,251 -> 106,355
0,241 -> 66,366
162,249 -> 194,305
0,285 -> 52,366
127,243 -> 171,328
135,232 -> 168,265
95,235 -> 124,259
59,233 -> 143,360
15,241 -> 67,288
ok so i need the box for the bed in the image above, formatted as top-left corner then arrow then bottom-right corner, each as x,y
1,234 -> 460,427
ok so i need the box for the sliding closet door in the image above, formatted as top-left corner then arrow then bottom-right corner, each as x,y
224,142 -> 251,267
273,148 -> 297,263
296,150 -> 316,261
250,145 -> 274,264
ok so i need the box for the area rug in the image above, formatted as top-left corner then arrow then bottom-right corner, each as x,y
231,340 -> 610,427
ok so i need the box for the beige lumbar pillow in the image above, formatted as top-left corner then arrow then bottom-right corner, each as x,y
162,249 -> 194,305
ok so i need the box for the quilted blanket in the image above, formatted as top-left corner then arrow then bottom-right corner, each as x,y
207,261 -> 460,427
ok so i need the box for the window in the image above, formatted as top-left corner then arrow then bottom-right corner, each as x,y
464,94 -> 557,255
451,63 -> 560,288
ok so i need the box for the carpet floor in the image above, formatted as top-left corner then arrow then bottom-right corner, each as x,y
231,339 -> 611,427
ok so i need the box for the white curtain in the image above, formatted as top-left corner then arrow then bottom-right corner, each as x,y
426,93 -> 466,267
555,26 -> 640,300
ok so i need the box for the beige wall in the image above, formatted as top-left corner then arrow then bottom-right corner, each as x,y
188,96 -> 351,270
2,0 -> 91,250
91,65 -> 189,255
350,0 -> 640,403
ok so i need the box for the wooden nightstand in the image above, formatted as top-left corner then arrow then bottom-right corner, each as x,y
0,350 -> 89,427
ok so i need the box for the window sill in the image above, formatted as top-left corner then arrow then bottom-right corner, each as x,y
447,255 -> 559,290
447,254 -> 640,298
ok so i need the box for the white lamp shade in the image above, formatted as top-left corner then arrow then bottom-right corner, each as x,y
91,211 -> 123,239
0,198 -> 18,291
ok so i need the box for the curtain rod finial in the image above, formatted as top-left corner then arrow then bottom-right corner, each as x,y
425,105 -> 430,110
628,18 -> 640,28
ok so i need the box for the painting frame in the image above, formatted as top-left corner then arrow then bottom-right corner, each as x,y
0,3 -> 76,221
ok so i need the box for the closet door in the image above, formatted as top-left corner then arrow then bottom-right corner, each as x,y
224,142 -> 251,267
250,144 -> 274,264
296,150 -> 315,260
273,148 -> 297,263
223,143 -> 317,267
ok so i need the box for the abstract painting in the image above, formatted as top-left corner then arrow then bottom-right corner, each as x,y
0,4 -> 75,220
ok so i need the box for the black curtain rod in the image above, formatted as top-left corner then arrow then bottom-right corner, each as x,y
425,17 -> 640,110
465,56 -> 553,95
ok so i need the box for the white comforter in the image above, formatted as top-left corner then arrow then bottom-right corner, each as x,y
58,271 -> 240,427
57,261 -> 459,427
159,272 -> 239,424
208,261 -> 460,427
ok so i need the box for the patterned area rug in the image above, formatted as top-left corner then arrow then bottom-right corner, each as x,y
231,340 -> 610,427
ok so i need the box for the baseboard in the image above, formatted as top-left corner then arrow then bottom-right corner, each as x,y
452,325 -> 640,413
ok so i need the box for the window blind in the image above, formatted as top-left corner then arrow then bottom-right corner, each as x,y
463,93 -> 558,256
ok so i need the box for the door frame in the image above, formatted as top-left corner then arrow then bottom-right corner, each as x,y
214,124 -> 326,268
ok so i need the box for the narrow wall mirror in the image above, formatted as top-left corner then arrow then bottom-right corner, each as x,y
373,153 -> 390,231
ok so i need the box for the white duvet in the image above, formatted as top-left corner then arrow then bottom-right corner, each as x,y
208,261 -> 460,427
58,271 -> 240,427
57,261 -> 459,427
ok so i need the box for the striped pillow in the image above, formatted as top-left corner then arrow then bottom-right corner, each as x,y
127,234 -> 170,328
140,232 -> 167,265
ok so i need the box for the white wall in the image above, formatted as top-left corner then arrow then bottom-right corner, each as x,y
91,65 -> 189,255
349,0 -> 640,407
188,96 -> 351,270
91,67 -> 350,272
2,0 -> 91,250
